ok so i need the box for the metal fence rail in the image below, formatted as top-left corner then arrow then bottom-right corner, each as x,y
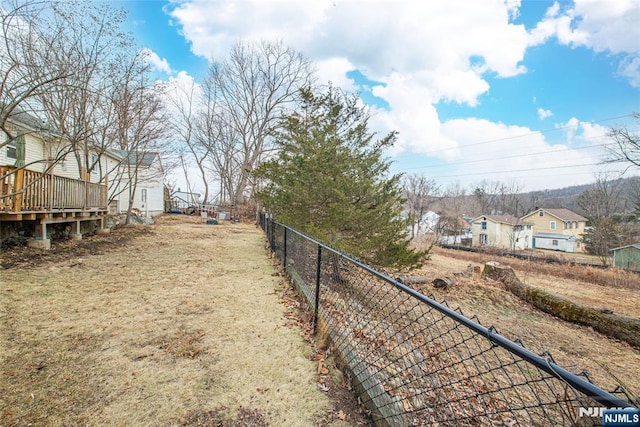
260,214 -> 635,427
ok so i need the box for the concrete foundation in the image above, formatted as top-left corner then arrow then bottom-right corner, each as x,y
28,238 -> 51,250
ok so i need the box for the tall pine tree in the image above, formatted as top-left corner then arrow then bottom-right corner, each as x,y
254,86 -> 425,269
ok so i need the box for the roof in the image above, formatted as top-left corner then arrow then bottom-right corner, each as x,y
4,108 -> 48,131
473,214 -> 534,226
112,150 -> 159,167
525,208 -> 587,222
533,233 -> 576,240
610,243 -> 640,252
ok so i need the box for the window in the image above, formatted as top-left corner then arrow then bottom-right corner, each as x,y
91,154 -> 98,175
141,189 -> 147,203
550,221 -> 556,230
481,221 -> 487,230
527,225 -> 532,230
568,222 -> 573,229
6,143 -> 16,159
574,221 -> 578,229
552,239 -> 558,246
480,234 -> 488,245
564,222 -> 568,229
514,225 -> 523,231
539,211 -> 544,216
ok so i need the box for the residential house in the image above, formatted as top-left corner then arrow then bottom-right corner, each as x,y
438,215 -> 473,245
521,208 -> 587,253
109,150 -> 164,217
471,214 -> 534,251
1,111 -> 109,248
610,244 -> 640,272
1,110 -> 165,248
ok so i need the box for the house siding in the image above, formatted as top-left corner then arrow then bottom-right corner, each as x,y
533,235 -> 577,253
612,246 -> 640,272
521,209 -> 587,252
471,215 -> 533,250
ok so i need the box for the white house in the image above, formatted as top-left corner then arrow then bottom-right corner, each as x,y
109,150 -> 165,217
471,214 -> 534,251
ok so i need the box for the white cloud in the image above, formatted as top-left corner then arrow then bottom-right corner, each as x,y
314,57 -> 357,91
618,55 -> 640,88
141,48 -> 173,75
168,0 -> 529,107
557,117 -> 609,146
417,117 -> 615,191
161,0 -> 637,191
537,108 -> 553,120
528,0 -> 640,87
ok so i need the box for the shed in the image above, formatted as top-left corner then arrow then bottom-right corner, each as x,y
610,244 -> 640,272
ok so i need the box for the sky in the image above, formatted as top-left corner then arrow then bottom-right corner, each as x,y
115,0 -> 640,193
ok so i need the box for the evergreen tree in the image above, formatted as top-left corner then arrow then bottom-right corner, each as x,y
254,86 -> 425,269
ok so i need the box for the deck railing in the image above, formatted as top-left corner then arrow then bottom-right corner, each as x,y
0,165 -> 107,212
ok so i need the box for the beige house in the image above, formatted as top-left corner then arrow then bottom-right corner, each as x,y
471,215 -> 534,251
521,208 -> 587,252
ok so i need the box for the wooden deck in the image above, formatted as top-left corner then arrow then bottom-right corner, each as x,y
0,165 -> 107,220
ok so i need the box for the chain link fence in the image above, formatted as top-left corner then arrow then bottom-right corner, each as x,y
260,214 -> 636,426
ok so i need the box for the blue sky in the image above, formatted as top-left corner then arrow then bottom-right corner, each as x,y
115,0 -> 639,193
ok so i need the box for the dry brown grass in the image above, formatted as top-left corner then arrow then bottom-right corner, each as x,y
435,246 -> 640,290
0,215 -> 349,426
411,249 -> 640,401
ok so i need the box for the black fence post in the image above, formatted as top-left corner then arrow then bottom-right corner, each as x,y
283,227 -> 288,269
313,244 -> 322,334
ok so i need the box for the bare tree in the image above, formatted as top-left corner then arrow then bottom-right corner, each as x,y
107,49 -> 169,224
206,40 -> 314,205
34,1 -> 130,181
402,173 -> 439,238
0,0 -> 79,182
163,76 -> 214,203
577,174 -> 628,265
0,1 -> 69,141
471,179 -> 523,216
194,64 -> 240,205
607,112 -> 640,171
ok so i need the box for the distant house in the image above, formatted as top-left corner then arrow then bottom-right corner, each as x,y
438,215 -> 473,245
610,244 -> 640,272
471,215 -> 534,251
521,208 -> 587,253
109,151 -> 164,217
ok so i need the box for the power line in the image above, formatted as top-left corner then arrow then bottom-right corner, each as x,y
395,140 -> 619,172
401,160 -> 628,180
390,113 -> 635,160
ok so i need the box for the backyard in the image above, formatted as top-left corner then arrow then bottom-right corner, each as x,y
1,215 -> 638,425
0,215 -> 368,426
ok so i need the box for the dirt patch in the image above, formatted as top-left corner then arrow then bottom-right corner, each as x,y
0,215 -> 370,426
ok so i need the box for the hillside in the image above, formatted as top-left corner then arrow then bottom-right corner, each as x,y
518,175 -> 640,215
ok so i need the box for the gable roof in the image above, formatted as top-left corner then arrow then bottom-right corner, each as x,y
610,243 -> 640,252
525,208 -> 586,222
473,215 -> 534,226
